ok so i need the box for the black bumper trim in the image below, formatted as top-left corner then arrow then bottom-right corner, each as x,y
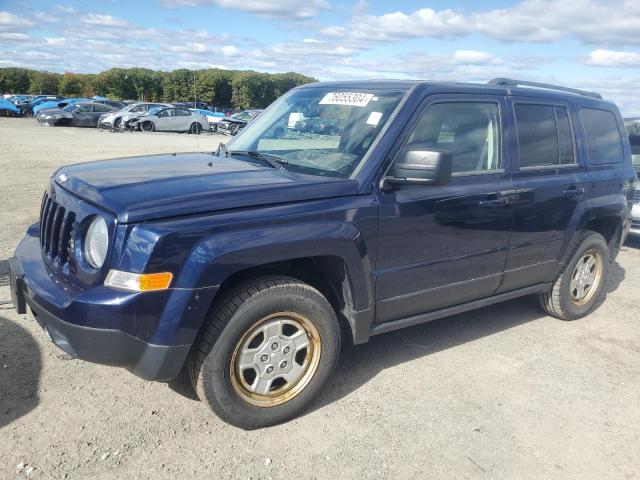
26,296 -> 190,381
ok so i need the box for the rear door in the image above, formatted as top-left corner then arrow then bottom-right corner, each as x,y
498,98 -> 589,292
92,104 -> 112,126
175,109 -> 193,131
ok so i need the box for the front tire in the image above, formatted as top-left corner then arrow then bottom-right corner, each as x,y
189,276 -> 341,429
539,231 -> 609,320
140,121 -> 155,132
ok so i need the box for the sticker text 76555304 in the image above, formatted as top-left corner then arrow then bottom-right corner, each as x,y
319,92 -> 374,107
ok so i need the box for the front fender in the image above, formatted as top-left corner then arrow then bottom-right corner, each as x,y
175,221 -> 374,312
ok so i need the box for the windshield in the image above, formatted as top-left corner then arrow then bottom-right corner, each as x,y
146,107 -> 163,116
226,88 -> 404,178
62,104 -> 77,112
231,111 -> 255,121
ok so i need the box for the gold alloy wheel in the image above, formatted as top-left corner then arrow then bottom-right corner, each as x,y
230,312 -> 321,408
570,248 -> 604,307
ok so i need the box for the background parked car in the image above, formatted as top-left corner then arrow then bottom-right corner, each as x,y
16,96 -> 62,117
127,106 -> 209,133
37,102 -> 119,127
174,101 -> 211,110
93,99 -> 125,110
625,118 -> 640,237
98,102 -> 170,129
0,98 -> 21,117
33,97 -> 93,115
215,109 -> 262,135
189,108 -> 225,128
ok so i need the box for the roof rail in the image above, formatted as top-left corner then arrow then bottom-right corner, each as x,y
487,78 -> 603,100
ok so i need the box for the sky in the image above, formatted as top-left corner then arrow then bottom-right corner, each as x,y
1,0 -> 640,115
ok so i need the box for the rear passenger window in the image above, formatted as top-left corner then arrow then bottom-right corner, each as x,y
515,104 -> 575,168
582,108 -> 623,164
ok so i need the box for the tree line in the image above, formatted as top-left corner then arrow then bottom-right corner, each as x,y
0,67 -> 316,109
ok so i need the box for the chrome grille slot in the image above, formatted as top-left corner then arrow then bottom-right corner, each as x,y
39,192 -> 77,267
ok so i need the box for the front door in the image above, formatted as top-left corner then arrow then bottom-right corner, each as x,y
375,96 -> 515,324
154,108 -> 176,131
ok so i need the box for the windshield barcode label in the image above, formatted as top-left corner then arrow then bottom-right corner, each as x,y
319,92 -> 374,107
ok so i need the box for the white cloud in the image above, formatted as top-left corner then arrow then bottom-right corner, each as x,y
158,0 -> 329,19
0,32 -> 30,42
81,13 -> 132,28
321,0 -> 640,46
0,11 -> 34,30
452,50 -> 497,65
585,49 -> 640,67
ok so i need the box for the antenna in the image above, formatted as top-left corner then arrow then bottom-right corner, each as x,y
192,31 -> 200,148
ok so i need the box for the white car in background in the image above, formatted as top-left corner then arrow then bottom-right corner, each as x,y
625,118 -> 640,236
98,102 -> 171,129
127,106 -> 209,134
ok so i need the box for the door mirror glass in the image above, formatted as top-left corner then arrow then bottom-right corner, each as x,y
384,145 -> 453,189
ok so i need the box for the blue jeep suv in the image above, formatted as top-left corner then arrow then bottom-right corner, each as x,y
9,79 -> 636,428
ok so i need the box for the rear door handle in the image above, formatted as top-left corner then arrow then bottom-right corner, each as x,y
562,186 -> 585,198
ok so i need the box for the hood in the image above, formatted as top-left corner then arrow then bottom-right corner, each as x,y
54,152 -> 358,223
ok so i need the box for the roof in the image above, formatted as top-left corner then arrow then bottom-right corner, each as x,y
298,78 -> 611,105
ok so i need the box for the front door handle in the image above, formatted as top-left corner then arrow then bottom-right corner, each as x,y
562,186 -> 585,199
479,197 -> 509,208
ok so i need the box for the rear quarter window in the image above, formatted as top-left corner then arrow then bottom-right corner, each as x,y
581,108 -> 624,164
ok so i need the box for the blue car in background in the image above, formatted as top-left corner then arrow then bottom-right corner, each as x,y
0,98 -> 21,116
17,96 -> 63,116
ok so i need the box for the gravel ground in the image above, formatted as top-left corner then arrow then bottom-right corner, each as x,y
1,117 -> 639,479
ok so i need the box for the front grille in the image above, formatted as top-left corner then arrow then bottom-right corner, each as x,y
632,219 -> 640,230
39,192 -> 76,266
635,188 -> 640,203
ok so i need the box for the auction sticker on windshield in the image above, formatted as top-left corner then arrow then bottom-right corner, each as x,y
319,92 -> 374,107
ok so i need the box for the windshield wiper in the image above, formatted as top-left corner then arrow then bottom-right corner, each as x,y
227,150 -> 288,171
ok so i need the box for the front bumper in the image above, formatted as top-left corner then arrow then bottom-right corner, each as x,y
36,116 -> 57,126
9,232 -> 194,381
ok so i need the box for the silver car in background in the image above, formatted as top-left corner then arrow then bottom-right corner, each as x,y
98,102 -> 171,129
127,106 -> 209,134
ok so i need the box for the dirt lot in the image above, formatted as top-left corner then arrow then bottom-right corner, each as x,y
1,117 -> 639,479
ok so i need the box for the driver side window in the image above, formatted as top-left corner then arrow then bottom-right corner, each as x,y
407,102 -> 501,173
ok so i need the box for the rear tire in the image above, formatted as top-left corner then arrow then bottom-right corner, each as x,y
539,231 -> 609,320
189,122 -> 202,134
189,276 -> 341,429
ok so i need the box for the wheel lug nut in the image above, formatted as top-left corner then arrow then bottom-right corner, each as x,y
271,343 -> 279,350
283,347 -> 290,354
280,360 -> 288,369
266,366 -> 274,374
260,354 -> 269,362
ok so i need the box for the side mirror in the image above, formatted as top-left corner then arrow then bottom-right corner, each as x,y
382,145 -> 453,190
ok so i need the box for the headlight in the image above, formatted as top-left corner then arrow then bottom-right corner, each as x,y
84,216 -> 109,269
